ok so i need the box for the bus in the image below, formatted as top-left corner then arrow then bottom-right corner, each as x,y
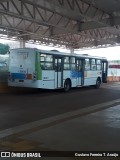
8,48 -> 108,91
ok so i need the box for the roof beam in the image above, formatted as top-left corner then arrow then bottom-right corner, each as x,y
52,16 -> 120,35
0,0 -> 117,37
0,0 -> 120,49
22,0 -> 83,21
24,0 -> 120,36
39,0 -> 112,25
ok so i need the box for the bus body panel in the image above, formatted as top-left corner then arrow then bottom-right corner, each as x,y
63,71 -> 71,80
84,70 -> 102,86
70,70 -> 82,86
76,71 -> 82,86
8,48 -> 36,87
42,70 -> 54,81
9,79 -> 55,89
8,48 -> 108,90
71,79 -> 77,87
39,80 -> 55,89
8,80 -> 39,88
63,70 -> 81,87
42,70 -> 55,89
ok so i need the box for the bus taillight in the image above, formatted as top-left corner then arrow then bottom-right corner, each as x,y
26,74 -> 32,80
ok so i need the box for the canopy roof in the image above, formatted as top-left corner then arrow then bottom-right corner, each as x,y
0,0 -> 120,49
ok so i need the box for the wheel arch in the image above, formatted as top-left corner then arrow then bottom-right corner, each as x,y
95,76 -> 101,89
97,76 -> 101,84
64,78 -> 72,88
63,78 -> 72,92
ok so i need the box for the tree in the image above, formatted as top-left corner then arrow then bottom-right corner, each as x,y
0,43 -> 10,55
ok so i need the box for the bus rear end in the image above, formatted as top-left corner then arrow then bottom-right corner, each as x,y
8,48 -> 38,88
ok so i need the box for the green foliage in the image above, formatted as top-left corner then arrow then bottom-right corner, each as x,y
0,43 -> 10,55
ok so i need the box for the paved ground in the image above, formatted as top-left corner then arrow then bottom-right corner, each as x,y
0,82 -> 120,130
21,105 -> 120,151
0,71 -> 8,83
0,99 -> 120,159
0,82 -> 120,159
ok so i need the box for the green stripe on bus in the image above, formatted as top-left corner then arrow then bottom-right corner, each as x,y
35,51 -> 42,80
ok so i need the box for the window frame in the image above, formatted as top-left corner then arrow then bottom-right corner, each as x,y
40,53 -> 53,70
91,59 -> 97,70
96,59 -> 102,70
85,58 -> 90,71
63,56 -> 70,70
70,57 -> 76,70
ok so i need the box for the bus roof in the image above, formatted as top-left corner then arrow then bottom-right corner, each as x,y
10,48 -> 107,60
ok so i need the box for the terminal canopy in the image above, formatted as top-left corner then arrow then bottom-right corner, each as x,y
0,0 -> 120,49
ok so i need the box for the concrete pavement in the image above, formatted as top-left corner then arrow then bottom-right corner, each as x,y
0,100 -> 120,159
0,82 -> 120,159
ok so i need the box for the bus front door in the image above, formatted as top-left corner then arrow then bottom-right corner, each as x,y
102,61 -> 108,83
55,58 -> 62,88
76,59 -> 84,86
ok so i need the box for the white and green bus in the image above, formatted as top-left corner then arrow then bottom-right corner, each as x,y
8,48 -> 108,91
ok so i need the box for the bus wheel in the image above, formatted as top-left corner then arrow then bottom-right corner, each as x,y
95,78 -> 101,89
64,79 -> 71,92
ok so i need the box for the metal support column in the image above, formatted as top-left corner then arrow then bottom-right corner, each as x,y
20,39 -> 26,48
70,48 -> 74,54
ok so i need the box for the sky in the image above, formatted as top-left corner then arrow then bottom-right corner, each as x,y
0,39 -> 120,61
76,47 -> 120,61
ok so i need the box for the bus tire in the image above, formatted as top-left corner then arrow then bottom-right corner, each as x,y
64,79 -> 71,92
95,78 -> 101,89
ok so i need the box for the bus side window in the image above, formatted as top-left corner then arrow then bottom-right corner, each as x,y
40,62 -> 45,70
40,54 -> 53,70
44,63 -> 53,70
64,57 -> 70,70
96,59 -> 101,70
85,59 -> 90,70
71,64 -> 76,70
91,59 -> 96,70
71,57 -> 76,70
